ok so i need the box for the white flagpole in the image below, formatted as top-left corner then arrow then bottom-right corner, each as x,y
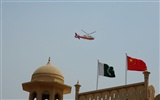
96,60 -> 99,90
125,53 -> 128,85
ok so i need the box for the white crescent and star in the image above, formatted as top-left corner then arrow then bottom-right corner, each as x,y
107,67 -> 111,76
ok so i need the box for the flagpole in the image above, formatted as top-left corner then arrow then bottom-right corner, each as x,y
96,60 -> 99,90
125,53 -> 128,85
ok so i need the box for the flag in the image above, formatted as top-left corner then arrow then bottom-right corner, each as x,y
127,56 -> 147,71
98,62 -> 115,78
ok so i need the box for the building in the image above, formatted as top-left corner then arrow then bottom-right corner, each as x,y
22,58 -> 71,100
22,58 -> 160,100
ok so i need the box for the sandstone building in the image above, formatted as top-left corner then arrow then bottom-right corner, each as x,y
22,58 -> 160,100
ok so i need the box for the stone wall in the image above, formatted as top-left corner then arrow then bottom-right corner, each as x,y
78,82 -> 145,100
74,71 -> 158,100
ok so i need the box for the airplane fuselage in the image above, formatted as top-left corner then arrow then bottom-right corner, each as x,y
75,33 -> 94,40
80,35 -> 94,40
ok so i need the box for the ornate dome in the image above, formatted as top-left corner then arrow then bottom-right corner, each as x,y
31,58 -> 64,83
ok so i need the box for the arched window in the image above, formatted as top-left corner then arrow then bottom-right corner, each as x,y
42,91 -> 49,100
55,94 -> 60,100
32,92 -> 37,100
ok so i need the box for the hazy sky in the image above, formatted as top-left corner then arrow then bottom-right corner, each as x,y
1,0 -> 159,99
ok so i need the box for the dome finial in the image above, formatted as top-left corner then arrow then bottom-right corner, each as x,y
77,80 -> 79,84
47,57 -> 51,65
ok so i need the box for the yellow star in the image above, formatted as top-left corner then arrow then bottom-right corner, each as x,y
129,59 -> 132,62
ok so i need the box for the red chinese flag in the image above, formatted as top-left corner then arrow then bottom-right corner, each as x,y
127,56 -> 147,71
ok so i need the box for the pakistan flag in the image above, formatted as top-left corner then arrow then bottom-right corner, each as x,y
98,62 -> 115,78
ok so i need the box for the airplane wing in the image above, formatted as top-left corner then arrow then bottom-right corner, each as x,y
81,30 -> 88,35
89,31 -> 96,34
81,30 -> 96,35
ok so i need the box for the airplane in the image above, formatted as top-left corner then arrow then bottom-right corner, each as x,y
75,30 -> 96,40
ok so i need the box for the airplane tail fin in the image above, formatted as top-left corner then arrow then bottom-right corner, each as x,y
75,33 -> 80,39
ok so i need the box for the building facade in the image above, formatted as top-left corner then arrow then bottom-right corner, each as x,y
74,71 -> 159,100
22,58 -> 159,100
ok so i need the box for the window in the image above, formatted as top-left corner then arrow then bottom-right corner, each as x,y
55,94 -> 60,100
42,91 -> 49,100
32,92 -> 37,100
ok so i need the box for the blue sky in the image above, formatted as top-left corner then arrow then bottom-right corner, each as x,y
1,0 -> 159,99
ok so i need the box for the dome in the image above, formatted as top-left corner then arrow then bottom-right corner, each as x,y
31,58 -> 64,83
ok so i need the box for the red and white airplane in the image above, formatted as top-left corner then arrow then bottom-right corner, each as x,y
75,30 -> 96,40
